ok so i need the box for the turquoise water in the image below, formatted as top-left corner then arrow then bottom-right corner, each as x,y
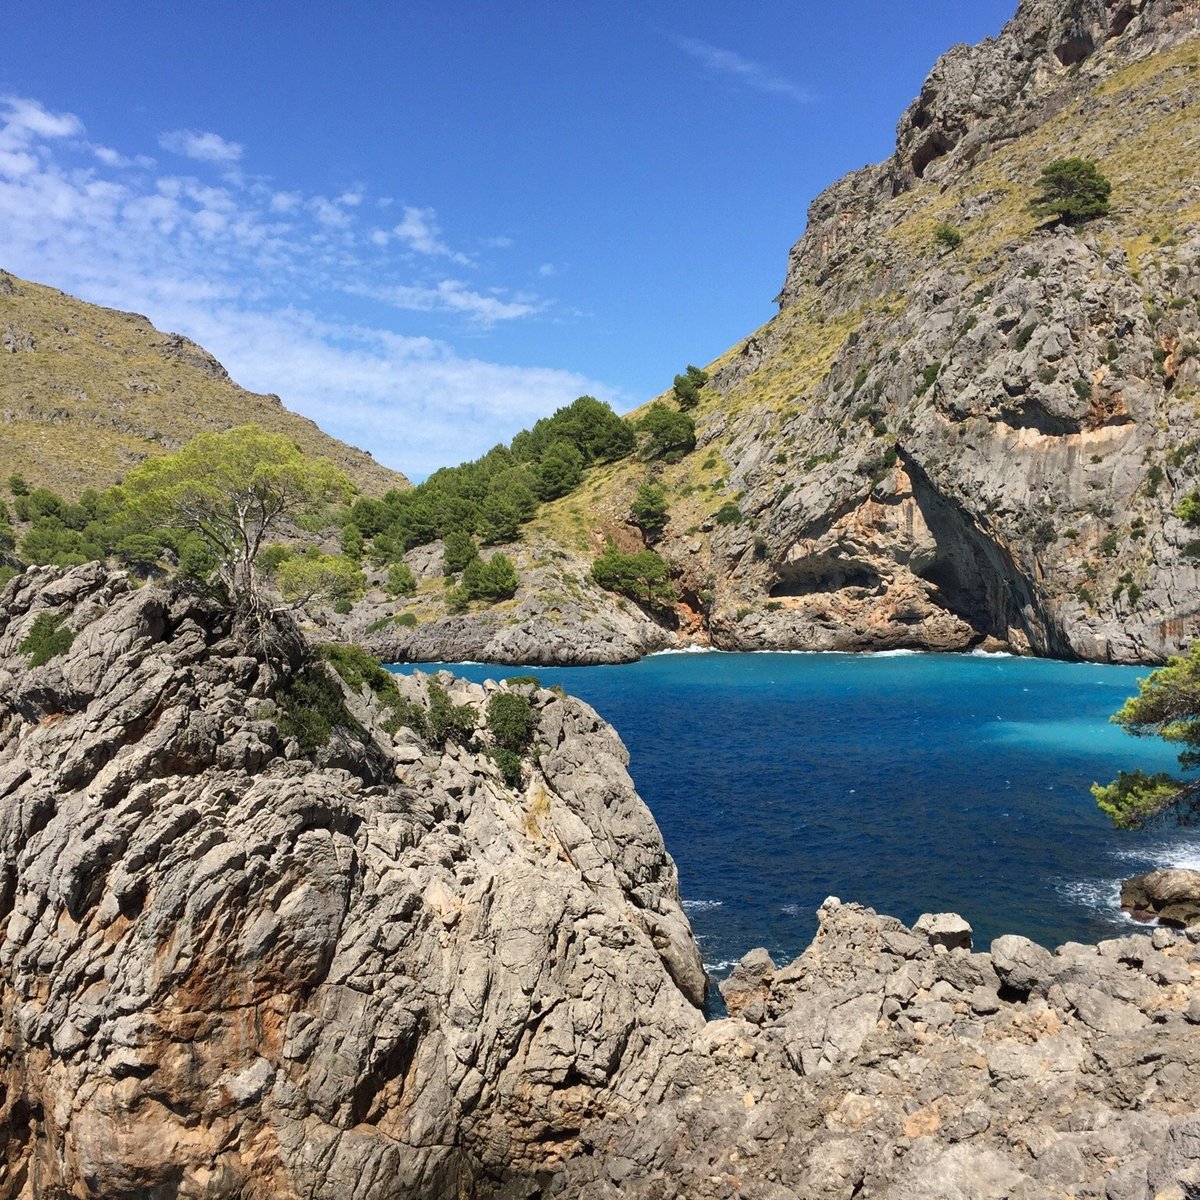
390,651 -> 1198,989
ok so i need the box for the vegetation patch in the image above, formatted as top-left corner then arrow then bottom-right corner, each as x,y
19,611 -> 75,667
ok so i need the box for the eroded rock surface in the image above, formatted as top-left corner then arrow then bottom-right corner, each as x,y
559,898 -> 1200,1199
0,565 -> 703,1198
3,567 -> 1200,1197
1122,867 -> 1200,926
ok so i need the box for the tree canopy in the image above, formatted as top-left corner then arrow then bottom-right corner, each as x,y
116,425 -> 352,608
1092,640 -> 1200,827
1029,158 -> 1112,225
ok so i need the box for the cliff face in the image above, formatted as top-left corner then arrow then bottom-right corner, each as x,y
490,0 -> 1200,667
677,0 -> 1200,664
0,565 -> 702,1198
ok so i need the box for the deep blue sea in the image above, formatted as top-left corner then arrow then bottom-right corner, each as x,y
390,651 -> 1199,996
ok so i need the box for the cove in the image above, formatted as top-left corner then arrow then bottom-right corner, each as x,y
389,652 -> 1198,991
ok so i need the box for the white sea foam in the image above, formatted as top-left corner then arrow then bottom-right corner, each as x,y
1111,837 -> 1200,872
967,648 -> 1019,658
682,899 -> 724,911
703,960 -> 738,974
871,648 -> 925,657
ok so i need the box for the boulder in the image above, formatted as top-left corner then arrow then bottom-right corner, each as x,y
1121,868 -> 1200,927
914,911 -> 974,951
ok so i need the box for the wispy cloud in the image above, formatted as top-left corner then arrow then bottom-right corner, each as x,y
375,204 -> 473,265
673,37 -> 814,104
0,95 -> 597,478
158,128 -> 244,163
349,278 -> 541,323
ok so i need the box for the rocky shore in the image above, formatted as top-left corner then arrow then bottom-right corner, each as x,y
1,564 -> 1199,1198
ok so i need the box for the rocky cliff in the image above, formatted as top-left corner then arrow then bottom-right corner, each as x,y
0,564 -> 703,1198
2,567 -> 1199,1197
439,0 -> 1200,668
0,271 -> 406,498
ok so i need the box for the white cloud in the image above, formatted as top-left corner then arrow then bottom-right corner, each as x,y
158,128 -> 244,163
387,204 -> 472,265
167,305 -> 614,478
270,190 -> 302,212
0,93 -> 601,478
348,278 -> 541,324
674,37 -> 814,104
1,96 -> 84,141
537,262 -> 557,278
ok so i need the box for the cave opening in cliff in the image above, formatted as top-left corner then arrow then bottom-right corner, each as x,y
769,559 -> 882,598
1054,34 -> 1096,66
911,133 -> 953,179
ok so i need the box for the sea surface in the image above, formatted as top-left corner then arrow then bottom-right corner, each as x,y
389,651 -> 1199,999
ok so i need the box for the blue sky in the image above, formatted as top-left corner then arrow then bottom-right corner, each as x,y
1,2 -> 1015,479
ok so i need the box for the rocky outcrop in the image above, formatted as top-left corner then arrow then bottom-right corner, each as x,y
328,541 -> 676,667
0,565 -> 703,1198
4,566 -> 1200,1197
649,0 -> 1200,665
1123,867 -> 1200,925
558,898 -> 1200,1199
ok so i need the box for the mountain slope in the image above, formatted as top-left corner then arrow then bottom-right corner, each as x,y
0,271 -> 407,497
510,0 -> 1200,666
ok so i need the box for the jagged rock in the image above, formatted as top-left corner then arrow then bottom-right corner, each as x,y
3,573 -> 1199,1197
555,899 -> 1200,1199
1121,867 -> 1200,926
0,566 -> 704,1198
914,911 -> 974,950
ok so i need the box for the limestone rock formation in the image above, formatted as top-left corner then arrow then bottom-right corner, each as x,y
1122,866 -> 1200,925
404,0 -> 1200,668
3,567 -> 1200,1197
0,564 -> 703,1198
674,0 -> 1200,665
561,898 -> 1200,1199
334,543 -> 674,667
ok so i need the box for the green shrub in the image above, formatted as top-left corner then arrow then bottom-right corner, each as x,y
1100,531 -> 1120,557
19,611 -> 75,667
380,693 -> 428,738
462,552 -> 519,602
933,223 -> 963,251
0,565 -> 18,590
488,746 -> 524,786
914,363 -> 941,397
486,691 -> 535,750
340,522 -> 364,560
504,674 -> 542,688
426,681 -> 476,748
590,543 -> 675,611
714,501 -> 744,526
636,404 -> 696,461
396,611 -> 418,627
672,364 -> 709,411
276,660 -> 356,754
1029,158 -> 1112,225
1014,324 -> 1037,351
630,482 -> 669,538
386,562 -> 417,596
